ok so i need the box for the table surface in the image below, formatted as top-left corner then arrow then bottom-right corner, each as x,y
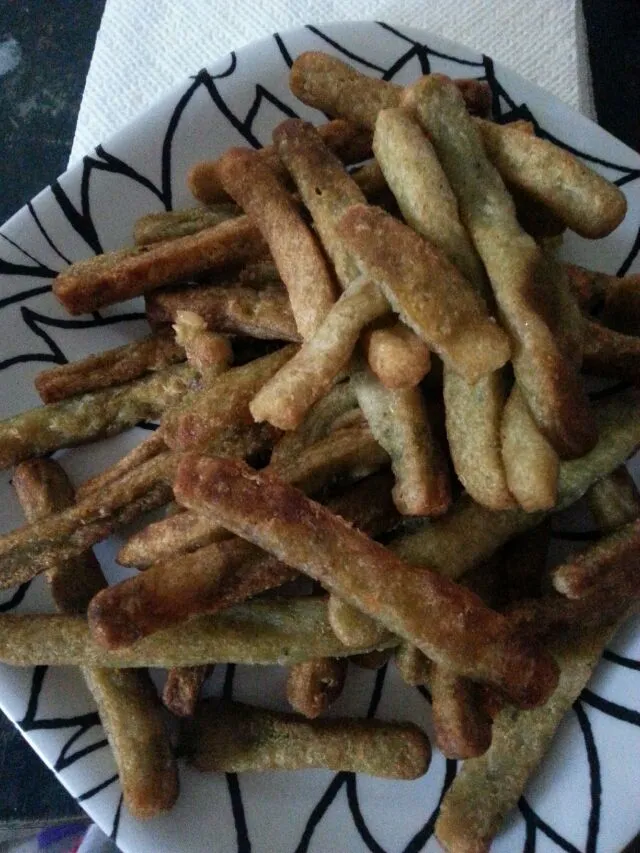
0,0 -> 638,847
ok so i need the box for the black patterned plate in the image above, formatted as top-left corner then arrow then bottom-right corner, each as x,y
0,21 -> 638,853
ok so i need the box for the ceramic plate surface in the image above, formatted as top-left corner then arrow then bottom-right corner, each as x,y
0,20 -> 639,853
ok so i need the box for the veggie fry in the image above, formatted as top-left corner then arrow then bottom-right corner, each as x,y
216,147 -> 336,339
430,665 -> 493,759
339,204 -> 511,382
361,321 -> 431,389
250,276 -> 387,429
175,455 -> 558,708
188,119 -> 372,205
286,658 -> 347,718
501,386 -> 559,511
146,284 -> 300,341
34,329 -> 185,404
162,665 -> 212,717
582,318 -> 640,381
0,363 -> 197,470
435,624 -> 618,853
183,699 -> 430,779
172,311 -> 233,378
53,215 -> 266,314
328,595 -> 389,648
0,598 -> 398,667
76,431 -> 167,500
586,465 -> 640,533
394,644 -> 431,687
133,204 -> 240,245
404,75 -> 596,458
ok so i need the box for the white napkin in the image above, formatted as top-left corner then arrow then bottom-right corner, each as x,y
70,0 -> 593,164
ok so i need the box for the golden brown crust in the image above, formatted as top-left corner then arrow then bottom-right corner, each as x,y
174,455 -> 558,708
53,215 -> 266,314
394,644 -> 432,687
162,665 -> 212,717
431,666 -> 493,759
327,595 -> 389,648
216,147 -> 337,339
286,658 -> 348,718
361,321 -> 432,389
133,204 -> 240,245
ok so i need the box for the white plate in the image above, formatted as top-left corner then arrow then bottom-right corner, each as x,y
0,20 -> 639,853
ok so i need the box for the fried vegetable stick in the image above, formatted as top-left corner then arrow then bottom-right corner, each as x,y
327,596 -> 389,648
372,105 -> 512,510
394,644 -> 431,687
175,456 -> 558,708
172,311 -> 232,378
404,75 -> 596,458
287,657 -> 348,718
188,119 -> 373,204
0,363 -> 197,470
162,665 -> 212,718
183,699 -> 429,779
0,598 -> 398,667
146,284 -> 300,342
13,459 -> 178,819
133,204 -> 240,245
551,517 -> 640,599
289,52 -> 490,127
431,667 -> 493,759
582,318 -> 640,381
53,215 -> 266,314
273,118 -> 430,389
351,362 -> 450,517
250,275 -> 388,429
586,465 -> 640,533
362,321 -> 431,390
476,118 -> 627,239
501,385 -> 559,511
435,624 -> 618,853
392,389 -> 640,578
339,204 -> 510,382
34,330 -> 185,404
0,452 -> 175,587
216,148 -> 336,339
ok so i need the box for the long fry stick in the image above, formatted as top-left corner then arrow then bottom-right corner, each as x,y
183,699 -> 430,779
174,455 -> 558,708
133,204 -> 240,245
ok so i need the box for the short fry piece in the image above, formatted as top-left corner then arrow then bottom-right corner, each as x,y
34,329 -> 185,404
287,658 -> 347,718
328,595 -> 389,648
162,665 -> 212,718
53,215 -> 265,314
587,466 -> 640,533
184,699 -> 430,779
172,311 -> 232,378
175,456 -> 558,708
430,666 -> 493,759
362,321 -> 431,389
0,363 -> 197,470
133,204 -> 240,245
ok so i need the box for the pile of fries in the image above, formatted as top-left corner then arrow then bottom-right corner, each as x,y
0,51 -> 639,849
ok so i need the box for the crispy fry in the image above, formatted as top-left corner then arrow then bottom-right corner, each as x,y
431,666 -> 493,759
586,466 -> 640,533
34,329 -> 185,404
188,119 -> 372,204
404,75 -> 596,458
351,362 -> 450,516
339,204 -> 510,381
582,318 -> 640,381
76,431 -> 167,500
328,595 -> 389,648
146,284 -> 300,341
172,310 -> 232,377
289,52 -> 490,128
133,204 -> 240,245
435,624 -> 618,853
394,644 -> 432,686
175,456 -> 558,708
53,215 -> 266,314
361,320 -> 431,389
0,598 -> 398,667
0,452 -> 175,587
501,386 -> 559,511
183,698 -> 430,779
287,658 -> 348,718
551,518 -> 640,599
476,118 -> 627,238
0,363 -> 197,470
162,665 -> 212,717
216,148 -> 336,339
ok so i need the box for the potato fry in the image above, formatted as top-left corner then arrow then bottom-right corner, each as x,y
587,465 -> 640,533
34,329 -> 185,404
351,362 -> 451,517
339,204 -> 511,382
146,284 -> 300,341
216,147 -> 336,339
175,455 -> 558,708
431,666 -> 493,759
188,119 -> 372,204
172,311 -> 233,378
162,665 -> 212,717
501,386 -> 559,511
183,699 -> 429,779
582,318 -> 640,381
476,118 -> 627,238
287,657 -> 348,718
0,598 -> 398,667
250,276 -> 387,429
435,624 -> 618,853
53,215 -> 266,314
404,75 -> 596,458
133,204 -> 240,245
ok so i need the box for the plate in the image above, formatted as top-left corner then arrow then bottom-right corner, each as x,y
0,20 -> 639,853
